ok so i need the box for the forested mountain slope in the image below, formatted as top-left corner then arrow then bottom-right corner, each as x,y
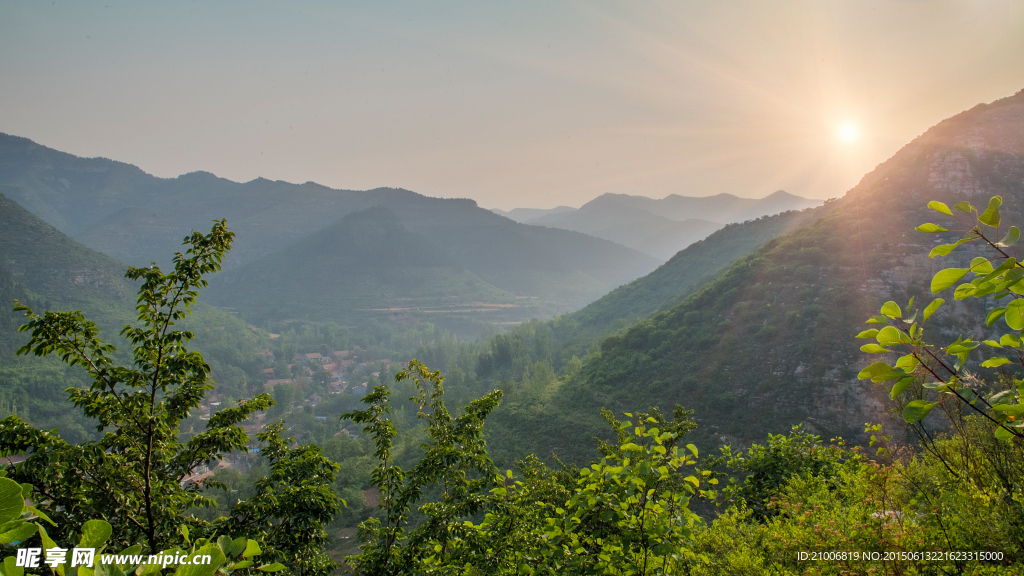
547,206 -> 825,363
0,194 -> 267,439
0,135 -> 661,318
206,206 -> 515,325
489,89 -> 1024,463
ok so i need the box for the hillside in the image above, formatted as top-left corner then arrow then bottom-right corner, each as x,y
489,89 -> 1024,463
206,206 -> 517,326
0,194 -> 268,440
0,193 -> 136,322
0,135 -> 661,321
548,207 -> 825,363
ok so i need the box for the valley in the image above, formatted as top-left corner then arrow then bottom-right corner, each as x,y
3,89 -> 1024,574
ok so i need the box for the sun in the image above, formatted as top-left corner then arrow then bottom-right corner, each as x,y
837,122 -> 859,144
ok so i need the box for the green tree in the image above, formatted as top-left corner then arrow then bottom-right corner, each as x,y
0,221 -> 272,552
227,422 -> 342,576
713,425 -> 854,521
344,360 -> 709,574
343,360 -> 503,575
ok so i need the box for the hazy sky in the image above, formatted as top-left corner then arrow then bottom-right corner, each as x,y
2,1 -> 1022,210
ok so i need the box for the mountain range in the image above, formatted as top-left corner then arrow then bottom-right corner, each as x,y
6,87 -> 1023,467
493,190 -> 821,259
0,135 -> 662,330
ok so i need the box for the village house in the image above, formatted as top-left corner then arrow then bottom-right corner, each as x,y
264,378 -> 293,389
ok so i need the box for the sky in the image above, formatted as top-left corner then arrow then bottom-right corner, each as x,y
2,1 -> 1023,210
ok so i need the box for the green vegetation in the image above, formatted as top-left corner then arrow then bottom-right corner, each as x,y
548,206 -> 825,364
3,221 -> 273,551
3,91 -> 1024,574
0,194 -> 274,442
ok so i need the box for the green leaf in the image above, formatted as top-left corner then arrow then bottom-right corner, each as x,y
953,201 -> 974,214
0,522 -> 36,545
0,479 -> 24,524
929,244 -> 958,258
26,505 -> 54,526
998,226 -> 1021,247
876,326 -> 910,346
858,362 -> 893,380
947,342 -> 980,354
78,519 -> 112,549
856,329 -> 879,339
173,545 -> 226,576
981,357 -> 1014,368
114,546 -> 142,568
890,376 -> 915,399
970,257 -> 994,274
979,258 -> 1018,285
217,536 -> 247,559
995,426 -> 1015,441
865,315 -> 889,325
880,301 -> 902,319
916,223 -> 948,233
242,539 -> 262,559
257,564 -> 286,573
995,268 -> 1024,292
928,201 -> 953,216
1007,300 -> 1024,331
992,403 -> 1024,416
979,195 -> 1003,227
985,340 -> 1004,348
954,283 -> 976,300
895,354 -> 920,369
1000,333 -> 1023,348
860,344 -> 890,354
923,298 -> 944,321
2,557 -> 24,576
931,269 -> 969,293
873,369 -> 907,383
987,308 -> 1007,327
136,564 -> 162,576
903,400 -> 938,422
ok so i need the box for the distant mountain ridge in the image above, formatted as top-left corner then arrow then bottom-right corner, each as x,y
0,134 -> 662,326
493,190 -> 821,259
600,190 -> 820,223
491,206 -> 575,222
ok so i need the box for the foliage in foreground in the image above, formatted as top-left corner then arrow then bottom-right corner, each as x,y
343,360 -> 711,575
0,223 -> 339,576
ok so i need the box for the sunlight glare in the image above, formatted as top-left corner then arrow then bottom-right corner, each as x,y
837,122 -> 859,144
